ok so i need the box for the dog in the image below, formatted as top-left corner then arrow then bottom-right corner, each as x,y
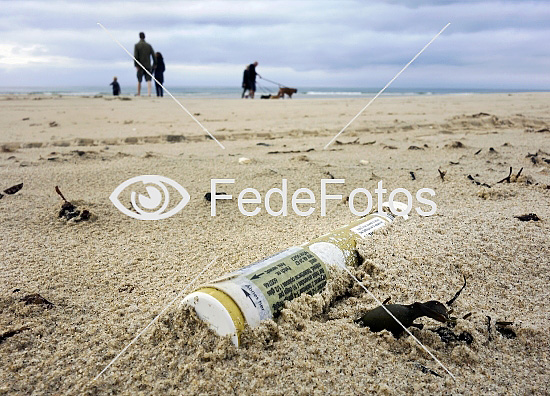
260,94 -> 272,99
277,87 -> 298,99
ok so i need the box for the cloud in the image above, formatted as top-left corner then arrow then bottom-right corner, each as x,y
0,44 -> 74,67
1,0 -> 549,88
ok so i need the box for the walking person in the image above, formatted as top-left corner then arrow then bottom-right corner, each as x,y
247,61 -> 261,99
134,32 -> 156,96
153,52 -> 165,97
241,65 -> 250,98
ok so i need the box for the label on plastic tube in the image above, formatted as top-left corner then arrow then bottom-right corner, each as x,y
228,246 -> 328,320
350,217 -> 387,238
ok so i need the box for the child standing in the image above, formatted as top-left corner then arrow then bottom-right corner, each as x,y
153,52 -> 165,97
110,76 -> 120,96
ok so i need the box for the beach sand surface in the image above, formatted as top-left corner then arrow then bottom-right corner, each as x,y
1,93 -> 549,394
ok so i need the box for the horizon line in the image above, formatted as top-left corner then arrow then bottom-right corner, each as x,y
1,85 -> 549,91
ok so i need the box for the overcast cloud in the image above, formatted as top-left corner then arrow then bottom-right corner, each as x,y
1,0 -> 549,89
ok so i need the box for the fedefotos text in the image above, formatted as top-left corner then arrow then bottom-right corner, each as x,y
210,179 -> 436,217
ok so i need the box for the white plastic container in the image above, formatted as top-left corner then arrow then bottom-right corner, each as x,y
182,211 -> 396,346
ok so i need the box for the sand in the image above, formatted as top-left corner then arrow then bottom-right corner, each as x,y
1,93 -> 549,395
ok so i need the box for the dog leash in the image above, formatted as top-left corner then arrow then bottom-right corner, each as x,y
259,76 -> 288,88
256,81 -> 274,94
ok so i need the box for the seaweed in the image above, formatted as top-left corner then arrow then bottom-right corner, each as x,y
497,167 -> 513,183
416,363 -> 442,378
495,322 -> 516,339
514,213 -> 540,222
4,183 -> 23,195
0,327 -> 30,344
21,293 -> 53,307
446,274 -> 467,306
472,112 -> 491,117
356,275 -> 468,337
55,186 -> 92,222
467,175 -> 491,188
204,192 -> 227,202
335,138 -> 360,145
267,148 -> 315,154
431,327 -> 473,345
355,301 -> 449,337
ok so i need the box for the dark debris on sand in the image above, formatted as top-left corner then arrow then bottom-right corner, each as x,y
355,300 -> 449,337
55,186 -> 92,222
526,150 -> 550,165
20,293 -> 53,307
0,326 -> 30,344
0,182 -> 23,199
415,363 -> 442,378
432,327 -> 474,345
514,213 -> 540,222
467,175 -> 491,188
495,322 -> 517,339
446,141 -> 465,149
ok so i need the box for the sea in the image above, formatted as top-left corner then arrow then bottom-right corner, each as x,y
0,86 -> 544,99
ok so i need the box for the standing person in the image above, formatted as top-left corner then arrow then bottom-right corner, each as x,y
110,76 -> 120,96
134,32 -> 156,96
247,61 -> 261,99
241,65 -> 250,98
153,52 -> 165,97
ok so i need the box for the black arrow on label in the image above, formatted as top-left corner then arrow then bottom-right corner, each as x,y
241,288 -> 256,307
250,272 -> 264,280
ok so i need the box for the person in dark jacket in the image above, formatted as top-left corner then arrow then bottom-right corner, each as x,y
110,76 -> 120,96
241,65 -> 250,98
247,61 -> 261,99
153,52 -> 165,97
134,32 -> 156,96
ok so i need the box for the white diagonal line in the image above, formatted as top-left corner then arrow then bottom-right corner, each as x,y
91,256 -> 218,382
324,23 -> 450,150
339,264 -> 457,381
97,23 -> 226,150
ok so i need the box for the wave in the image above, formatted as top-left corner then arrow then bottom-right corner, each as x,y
303,91 -> 439,96
304,91 -> 364,96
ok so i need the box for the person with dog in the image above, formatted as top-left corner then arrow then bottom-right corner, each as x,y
134,32 -> 156,96
153,52 -> 165,97
241,65 -> 250,98
247,61 -> 261,99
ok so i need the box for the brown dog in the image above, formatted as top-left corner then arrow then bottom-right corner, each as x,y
277,87 -> 297,99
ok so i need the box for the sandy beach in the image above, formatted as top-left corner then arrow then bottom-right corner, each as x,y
1,92 -> 549,395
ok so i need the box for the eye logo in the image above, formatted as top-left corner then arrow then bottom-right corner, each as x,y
110,175 -> 190,220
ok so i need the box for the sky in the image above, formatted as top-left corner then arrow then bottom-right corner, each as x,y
1,0 -> 549,89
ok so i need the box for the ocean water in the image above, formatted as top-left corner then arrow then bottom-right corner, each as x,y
0,85 -> 544,99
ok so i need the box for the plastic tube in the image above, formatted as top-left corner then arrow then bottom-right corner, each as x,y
182,210 -> 396,346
